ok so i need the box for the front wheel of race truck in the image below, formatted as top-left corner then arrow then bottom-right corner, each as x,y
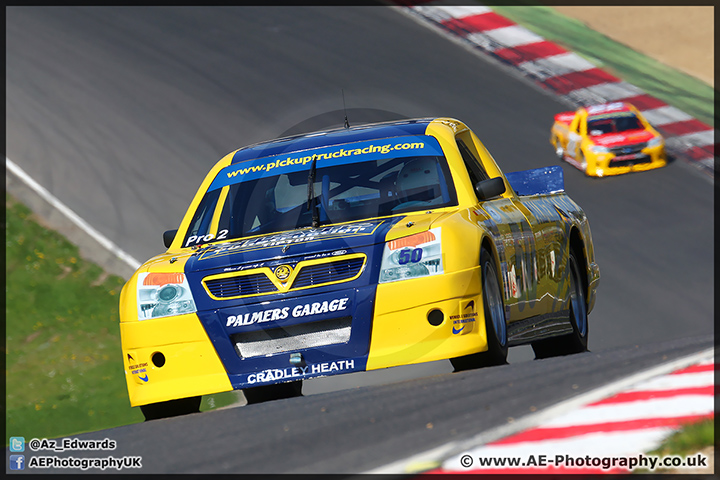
450,248 -> 508,371
140,395 -> 201,421
243,380 -> 303,405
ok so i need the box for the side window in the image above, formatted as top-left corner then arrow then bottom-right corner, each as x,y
571,115 -> 581,134
183,188 -> 222,246
456,139 -> 489,189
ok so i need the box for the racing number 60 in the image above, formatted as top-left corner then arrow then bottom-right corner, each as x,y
398,248 -> 423,265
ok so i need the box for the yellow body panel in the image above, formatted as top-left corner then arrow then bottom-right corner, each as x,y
120,314 -> 233,407
367,267 -> 486,370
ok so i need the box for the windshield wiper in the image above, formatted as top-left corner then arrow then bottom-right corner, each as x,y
307,154 -> 320,228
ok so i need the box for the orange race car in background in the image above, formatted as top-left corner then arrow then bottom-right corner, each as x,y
551,102 -> 666,177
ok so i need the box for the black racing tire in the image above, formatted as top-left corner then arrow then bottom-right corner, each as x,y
140,395 -> 201,421
243,380 -> 303,405
451,248 -> 508,371
532,248 -> 589,359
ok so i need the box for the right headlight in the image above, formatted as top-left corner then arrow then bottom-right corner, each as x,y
379,228 -> 443,283
137,272 -> 197,320
646,136 -> 664,148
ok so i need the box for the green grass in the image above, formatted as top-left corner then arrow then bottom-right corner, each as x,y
630,418 -> 715,473
5,194 -> 240,443
650,418 -> 714,457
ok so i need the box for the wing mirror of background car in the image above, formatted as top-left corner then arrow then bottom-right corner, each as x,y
475,177 -> 506,201
163,229 -> 178,248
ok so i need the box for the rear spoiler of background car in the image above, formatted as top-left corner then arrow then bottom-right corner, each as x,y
505,166 -> 565,196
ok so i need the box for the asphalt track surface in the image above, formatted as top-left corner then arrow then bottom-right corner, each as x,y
6,6 -> 715,474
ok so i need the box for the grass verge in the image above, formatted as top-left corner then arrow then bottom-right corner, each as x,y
650,417 -> 714,456
5,194 -> 240,443
489,2 -> 714,127
635,418 -> 714,473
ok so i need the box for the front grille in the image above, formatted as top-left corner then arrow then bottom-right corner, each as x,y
202,254 -> 366,299
232,316 -> 352,358
609,142 -> 646,156
291,257 -> 365,289
609,155 -> 652,167
205,273 -> 277,298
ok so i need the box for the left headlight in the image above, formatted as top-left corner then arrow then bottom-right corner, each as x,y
588,144 -> 610,154
379,228 -> 443,283
137,272 -> 197,320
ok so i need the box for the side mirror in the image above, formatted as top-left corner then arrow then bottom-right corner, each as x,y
475,177 -> 506,201
163,229 -> 178,248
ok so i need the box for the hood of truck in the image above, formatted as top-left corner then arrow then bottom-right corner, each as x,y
184,218 -> 395,274
591,129 -> 655,147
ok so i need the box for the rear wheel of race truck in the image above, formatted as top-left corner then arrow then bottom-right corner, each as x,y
451,248 -> 508,371
532,248 -> 588,359
243,380 -> 303,405
140,395 -> 201,421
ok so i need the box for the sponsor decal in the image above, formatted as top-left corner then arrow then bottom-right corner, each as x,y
185,229 -> 229,247
302,250 -> 347,261
129,364 -> 149,383
225,297 -> 350,327
451,301 -> 477,335
247,360 -> 356,384
508,264 -> 520,298
199,220 -> 383,260
211,135 -> 444,191
223,262 -> 266,273
127,354 -> 149,383
595,134 -> 626,145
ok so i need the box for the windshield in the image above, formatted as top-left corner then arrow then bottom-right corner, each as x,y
182,135 -> 458,248
587,113 -> 644,136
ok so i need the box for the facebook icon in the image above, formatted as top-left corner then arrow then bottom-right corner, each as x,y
9,454 -> 25,470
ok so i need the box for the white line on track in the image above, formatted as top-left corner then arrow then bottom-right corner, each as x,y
6,156 -> 142,271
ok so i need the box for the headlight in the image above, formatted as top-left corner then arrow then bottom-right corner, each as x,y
588,144 -> 610,154
647,136 -> 664,148
137,272 -> 197,320
379,228 -> 443,283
